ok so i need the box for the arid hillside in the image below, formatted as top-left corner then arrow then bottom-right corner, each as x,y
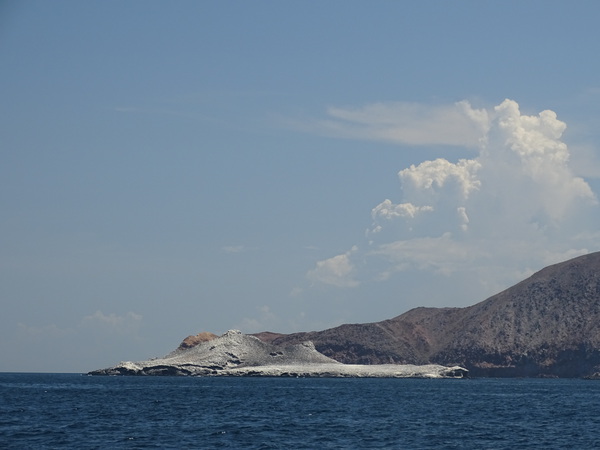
259,252 -> 600,377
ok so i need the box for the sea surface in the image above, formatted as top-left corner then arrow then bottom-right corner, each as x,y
1,373 -> 600,449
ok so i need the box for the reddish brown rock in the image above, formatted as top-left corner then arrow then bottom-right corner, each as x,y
178,332 -> 218,350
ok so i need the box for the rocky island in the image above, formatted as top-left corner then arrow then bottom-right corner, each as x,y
89,330 -> 468,378
90,251 -> 600,379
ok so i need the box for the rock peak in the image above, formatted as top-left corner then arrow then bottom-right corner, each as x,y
223,329 -> 242,337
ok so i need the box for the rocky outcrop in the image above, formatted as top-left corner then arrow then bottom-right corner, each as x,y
262,252 -> 600,378
89,330 -> 467,378
177,331 -> 218,350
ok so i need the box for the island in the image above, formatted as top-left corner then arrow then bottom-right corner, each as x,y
89,330 -> 468,378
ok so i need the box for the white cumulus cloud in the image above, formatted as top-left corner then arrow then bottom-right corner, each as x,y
372,200 -> 433,221
487,99 -> 596,222
399,158 -> 482,200
308,99 -> 600,303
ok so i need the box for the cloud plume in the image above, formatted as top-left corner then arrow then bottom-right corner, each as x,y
308,99 -> 600,303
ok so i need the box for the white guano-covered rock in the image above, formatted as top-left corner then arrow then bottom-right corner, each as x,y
89,330 -> 468,378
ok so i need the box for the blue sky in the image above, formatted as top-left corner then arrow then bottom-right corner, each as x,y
3,1 -> 600,372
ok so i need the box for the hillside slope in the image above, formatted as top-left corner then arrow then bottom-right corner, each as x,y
264,252 -> 600,377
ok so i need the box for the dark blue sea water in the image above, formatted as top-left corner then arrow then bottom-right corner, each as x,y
1,373 -> 600,449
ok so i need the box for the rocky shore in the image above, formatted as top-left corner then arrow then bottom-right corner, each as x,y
89,330 -> 468,378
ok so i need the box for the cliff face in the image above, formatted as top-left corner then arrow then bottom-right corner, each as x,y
264,252 -> 600,377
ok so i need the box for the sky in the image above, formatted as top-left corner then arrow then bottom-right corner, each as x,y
2,1 -> 600,372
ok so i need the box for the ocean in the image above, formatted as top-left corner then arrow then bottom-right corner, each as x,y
1,373 -> 600,449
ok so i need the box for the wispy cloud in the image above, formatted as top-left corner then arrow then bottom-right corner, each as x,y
297,100 -> 489,148
239,305 -> 278,333
307,246 -> 360,288
80,310 -> 142,334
